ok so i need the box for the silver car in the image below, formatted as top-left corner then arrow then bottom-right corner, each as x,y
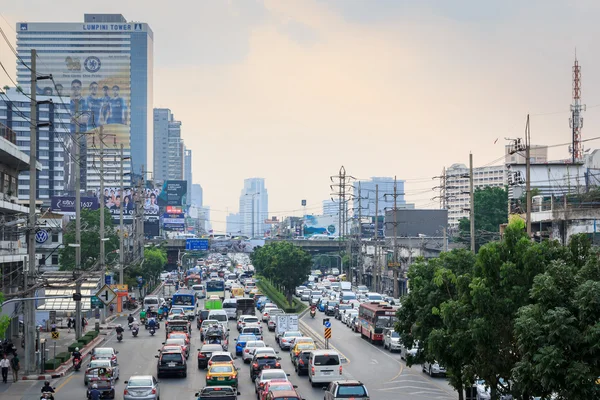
84,359 -> 120,385
422,360 -> 446,377
123,375 -> 160,400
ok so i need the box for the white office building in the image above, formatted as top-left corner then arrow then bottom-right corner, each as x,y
153,108 -> 183,182
445,163 -> 506,229
322,200 -> 338,216
238,178 -> 268,238
354,177 -> 414,217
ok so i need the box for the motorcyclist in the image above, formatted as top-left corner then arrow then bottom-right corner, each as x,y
139,309 -> 147,321
72,347 -> 82,366
131,320 -> 139,333
147,317 -> 157,330
115,324 -> 125,336
89,383 -> 101,400
127,314 -> 134,325
41,380 -> 55,399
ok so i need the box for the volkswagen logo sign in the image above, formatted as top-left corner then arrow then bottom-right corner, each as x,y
35,229 -> 49,244
84,56 -> 101,73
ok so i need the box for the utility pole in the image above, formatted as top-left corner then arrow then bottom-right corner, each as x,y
469,153 -> 475,252
374,184 -> 379,292
525,115 -> 532,238
74,99 -> 82,340
99,126 -> 106,324
392,177 -> 399,298
119,143 -> 124,284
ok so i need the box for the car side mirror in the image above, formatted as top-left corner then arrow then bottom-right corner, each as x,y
286,373 -> 290,376
115,351 -> 119,354
277,357 -> 281,360
194,393 -> 199,397
154,355 -> 159,358
322,387 -> 327,391
293,385 -> 298,389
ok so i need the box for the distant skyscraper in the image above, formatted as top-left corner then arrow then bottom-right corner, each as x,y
322,200 -> 338,216
226,213 -> 241,235
153,108 -> 183,182
16,14 -> 153,181
238,178 -> 268,237
191,184 -> 203,208
184,147 -> 192,205
354,177 -> 414,217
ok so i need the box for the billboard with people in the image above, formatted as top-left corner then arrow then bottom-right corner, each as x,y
157,180 -> 187,207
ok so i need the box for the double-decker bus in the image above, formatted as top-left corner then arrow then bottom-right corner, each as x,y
358,302 -> 397,344
171,289 -> 196,320
185,273 -> 202,289
206,279 -> 225,301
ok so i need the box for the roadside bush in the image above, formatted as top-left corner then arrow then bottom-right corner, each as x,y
67,342 -> 80,352
257,278 -> 306,313
44,359 -> 61,370
55,352 -> 71,362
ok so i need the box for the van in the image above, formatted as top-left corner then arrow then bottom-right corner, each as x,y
207,310 -> 228,327
143,296 -> 160,311
244,281 -> 256,294
222,299 -> 237,320
340,282 -> 351,292
205,298 -> 223,311
308,349 -> 342,385
339,291 -> 357,304
191,284 -> 206,300
365,292 -> 384,303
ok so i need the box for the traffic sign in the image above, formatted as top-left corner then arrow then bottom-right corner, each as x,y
324,327 -> 332,339
185,238 -> 209,251
91,296 -> 104,309
51,331 -> 59,340
95,284 -> 117,306
324,320 -> 331,328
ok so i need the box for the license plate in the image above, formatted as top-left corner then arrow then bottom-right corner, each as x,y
168,362 -> 175,367
323,371 -> 331,375
218,377 -> 225,381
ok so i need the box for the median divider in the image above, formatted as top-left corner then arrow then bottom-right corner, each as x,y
256,278 -> 306,314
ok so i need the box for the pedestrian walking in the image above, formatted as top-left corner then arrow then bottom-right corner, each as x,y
0,354 -> 10,383
10,354 -> 19,382
82,317 -> 87,333
67,317 -> 72,333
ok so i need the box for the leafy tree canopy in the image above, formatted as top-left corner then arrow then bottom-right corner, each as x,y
458,186 -> 508,249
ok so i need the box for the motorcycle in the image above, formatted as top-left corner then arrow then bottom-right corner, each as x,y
149,327 -> 155,336
117,333 -> 123,342
128,322 -> 133,330
132,327 -> 139,337
73,357 -> 82,371
310,309 -> 316,319
40,392 -> 54,400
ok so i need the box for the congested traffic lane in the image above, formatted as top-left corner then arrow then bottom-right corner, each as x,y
300,307 -> 458,400
32,298 -> 333,400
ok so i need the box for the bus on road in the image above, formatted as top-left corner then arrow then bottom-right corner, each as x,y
185,273 -> 202,289
206,279 -> 225,301
171,289 -> 196,320
358,302 -> 397,344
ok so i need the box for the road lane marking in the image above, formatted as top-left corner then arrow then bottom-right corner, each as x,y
55,373 -> 74,392
299,318 -> 351,364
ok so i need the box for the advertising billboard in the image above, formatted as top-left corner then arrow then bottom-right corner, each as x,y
50,196 -> 99,212
303,215 -> 338,237
95,185 -> 161,223
162,213 -> 185,231
157,180 -> 187,207
34,51 -> 131,195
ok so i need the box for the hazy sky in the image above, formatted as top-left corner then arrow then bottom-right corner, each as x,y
2,1 -> 600,232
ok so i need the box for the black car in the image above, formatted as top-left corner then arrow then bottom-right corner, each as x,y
249,355 -> 281,382
325,301 -> 339,316
293,350 -> 311,376
198,344 -> 224,369
197,310 -> 210,329
196,385 -> 240,400
156,349 -> 186,378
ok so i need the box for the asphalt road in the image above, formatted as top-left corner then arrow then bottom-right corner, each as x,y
12,296 -> 459,400
300,307 -> 458,400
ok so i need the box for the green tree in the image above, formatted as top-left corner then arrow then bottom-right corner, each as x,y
59,209 -> 119,270
0,292 -> 10,338
251,242 -> 312,306
458,187 -> 508,249
513,234 -> 600,399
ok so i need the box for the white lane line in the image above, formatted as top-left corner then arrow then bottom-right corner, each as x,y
377,385 -> 447,392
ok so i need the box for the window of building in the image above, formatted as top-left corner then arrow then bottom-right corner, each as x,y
52,232 -> 59,243
51,254 -> 59,265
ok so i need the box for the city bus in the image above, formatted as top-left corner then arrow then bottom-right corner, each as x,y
205,279 -> 226,301
185,273 -> 202,289
358,302 -> 397,344
171,289 -> 196,320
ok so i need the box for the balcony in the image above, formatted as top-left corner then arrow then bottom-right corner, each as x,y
0,122 -> 17,144
0,239 -> 27,264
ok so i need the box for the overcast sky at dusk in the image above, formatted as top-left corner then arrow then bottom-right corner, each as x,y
2,1 -> 600,232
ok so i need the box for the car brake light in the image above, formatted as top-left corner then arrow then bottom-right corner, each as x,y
275,363 -> 280,367
339,365 -> 343,375
244,349 -> 249,353
151,389 -> 157,394
311,366 -> 315,375
208,361 -> 212,366
123,389 -> 129,395
299,359 -> 304,365
253,363 -> 258,368
259,382 -> 265,388
199,353 -> 206,358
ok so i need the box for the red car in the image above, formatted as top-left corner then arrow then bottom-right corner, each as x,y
260,380 -> 298,400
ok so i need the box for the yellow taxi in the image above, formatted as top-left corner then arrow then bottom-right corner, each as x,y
290,341 -> 317,363
231,287 -> 244,298
206,362 -> 238,387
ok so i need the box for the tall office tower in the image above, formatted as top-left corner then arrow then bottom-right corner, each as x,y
191,184 -> 203,208
354,177 -> 414,217
184,147 -> 192,205
0,88 -> 71,203
153,108 -> 183,182
238,178 -> 268,238
322,200 -> 338,216
16,14 -> 154,189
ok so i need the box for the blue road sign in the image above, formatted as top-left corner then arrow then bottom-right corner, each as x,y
324,321 -> 331,328
185,238 -> 209,251
105,275 -> 112,285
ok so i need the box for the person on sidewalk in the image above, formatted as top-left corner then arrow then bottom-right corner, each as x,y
82,317 -> 87,333
10,354 -> 19,382
67,317 -> 72,333
0,354 -> 10,383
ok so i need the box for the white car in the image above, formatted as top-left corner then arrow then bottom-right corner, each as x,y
242,340 -> 266,363
400,341 -> 420,360
84,359 -> 120,385
254,369 -> 290,395
343,310 -> 358,326
224,280 -> 235,290
262,307 -> 280,322
422,360 -> 446,377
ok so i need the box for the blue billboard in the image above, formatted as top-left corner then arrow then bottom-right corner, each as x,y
186,238 -> 209,251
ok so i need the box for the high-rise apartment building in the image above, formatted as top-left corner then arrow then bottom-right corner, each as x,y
445,163 -> 506,229
0,88 -> 72,203
153,108 -> 183,182
184,147 -> 192,206
16,14 -> 154,185
322,200 -> 338,216
191,184 -> 203,208
354,177 -> 414,217
238,178 -> 268,238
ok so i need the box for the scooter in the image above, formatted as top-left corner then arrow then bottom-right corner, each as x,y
40,390 -> 55,400
132,327 -> 139,337
149,327 -> 155,336
117,332 -> 123,342
310,309 -> 316,319
128,322 -> 133,330
73,357 -> 82,371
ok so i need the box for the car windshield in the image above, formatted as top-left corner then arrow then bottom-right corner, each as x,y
247,341 -> 265,348
88,360 -> 111,368
244,317 -> 259,323
358,286 -> 368,291
210,314 -> 228,322
210,365 -> 233,373
313,355 -> 339,365
210,355 -> 232,362
284,332 -> 301,337
202,345 -> 224,352
268,383 -> 294,391
238,335 -> 256,342
368,294 -> 383,301
338,385 -> 368,397
261,371 -> 287,380
166,339 -> 185,346
161,353 -> 182,362
202,320 -> 219,327
391,331 -> 400,338
94,349 -> 113,356
127,378 -> 153,387
297,343 -> 315,350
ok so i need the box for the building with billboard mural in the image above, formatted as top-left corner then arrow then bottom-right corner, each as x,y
16,14 -> 154,189
303,215 -> 338,237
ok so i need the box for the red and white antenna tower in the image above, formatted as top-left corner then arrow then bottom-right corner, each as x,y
570,51 -> 586,163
